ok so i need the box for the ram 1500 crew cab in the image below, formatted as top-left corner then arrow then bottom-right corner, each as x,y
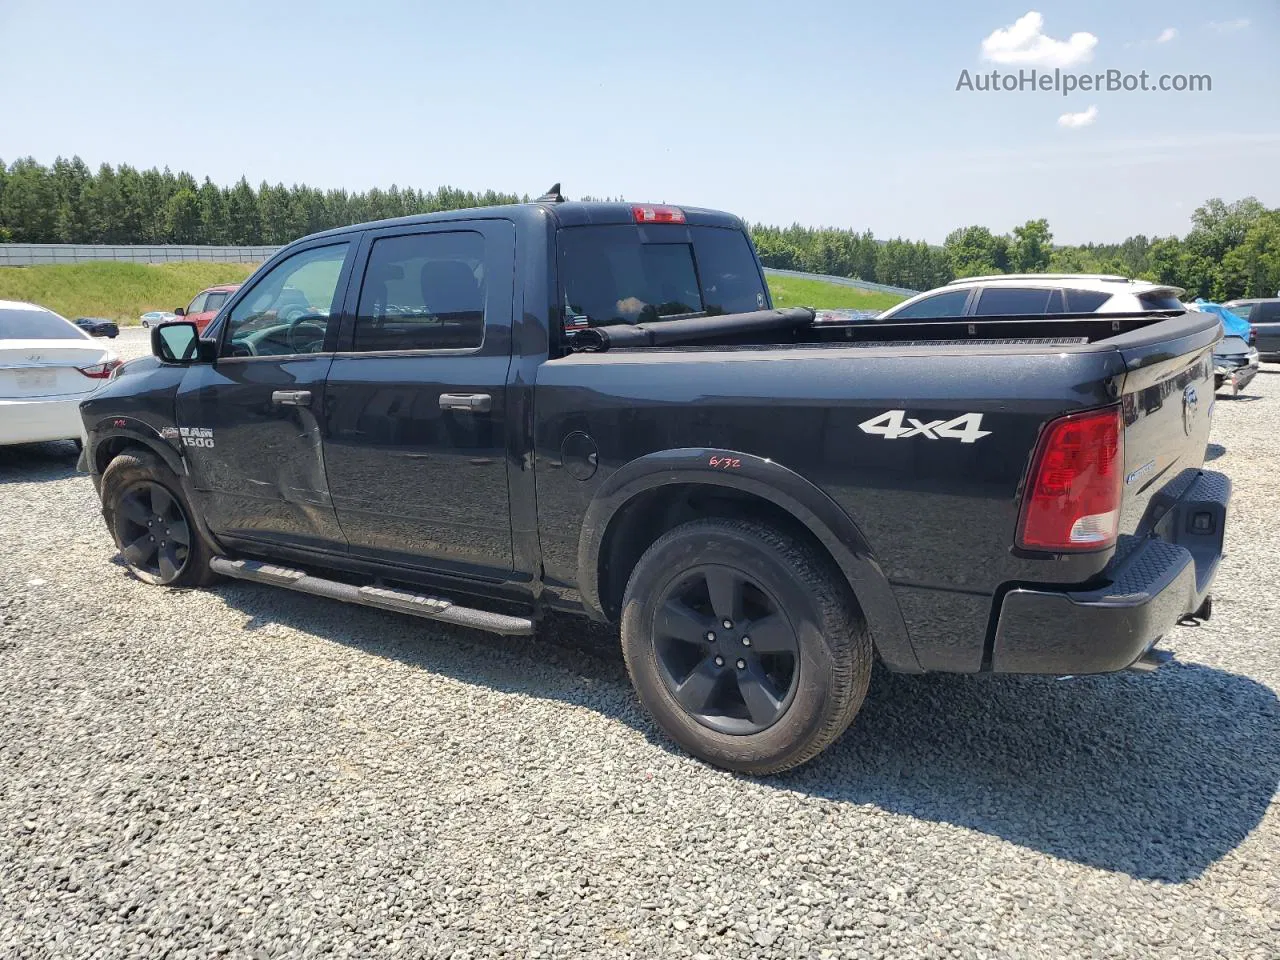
81,195 -> 1230,773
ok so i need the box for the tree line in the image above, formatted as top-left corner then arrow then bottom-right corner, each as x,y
1,156 -> 1276,301
0,156 -> 524,248
750,200 -> 1279,301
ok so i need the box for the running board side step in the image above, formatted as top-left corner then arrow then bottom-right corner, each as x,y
209,558 -> 535,636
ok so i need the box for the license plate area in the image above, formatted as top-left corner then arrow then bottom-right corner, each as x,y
13,368 -> 59,392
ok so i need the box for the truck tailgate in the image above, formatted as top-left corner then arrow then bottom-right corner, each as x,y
1110,317 -> 1219,537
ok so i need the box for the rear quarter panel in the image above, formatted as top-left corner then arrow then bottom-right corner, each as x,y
534,343 -> 1129,669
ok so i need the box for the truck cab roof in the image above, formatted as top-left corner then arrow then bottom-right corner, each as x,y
302,200 -> 745,243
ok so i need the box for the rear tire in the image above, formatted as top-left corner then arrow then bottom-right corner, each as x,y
101,449 -> 219,587
620,518 -> 872,774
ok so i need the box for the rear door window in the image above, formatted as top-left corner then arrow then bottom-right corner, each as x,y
353,231 -> 486,352
883,289 -> 970,320
974,287 -> 1053,316
204,292 -> 229,314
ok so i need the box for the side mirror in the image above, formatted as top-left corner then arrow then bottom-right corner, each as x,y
152,321 -> 214,364
173,306 -> 186,317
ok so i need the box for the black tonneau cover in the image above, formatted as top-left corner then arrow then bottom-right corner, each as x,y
569,308 -> 815,352
567,307 -> 1210,352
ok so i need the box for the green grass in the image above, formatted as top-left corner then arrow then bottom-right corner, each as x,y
0,259 -> 907,325
766,274 -> 906,311
0,261 -> 258,324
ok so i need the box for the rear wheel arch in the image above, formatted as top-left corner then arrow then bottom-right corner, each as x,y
576,450 -> 921,672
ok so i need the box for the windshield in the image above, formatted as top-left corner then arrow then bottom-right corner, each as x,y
558,224 -> 767,328
0,308 -> 87,340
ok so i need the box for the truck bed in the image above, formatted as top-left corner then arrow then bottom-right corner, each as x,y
539,304 -> 1222,673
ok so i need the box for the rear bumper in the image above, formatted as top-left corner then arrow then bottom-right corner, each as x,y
0,395 -> 90,446
1215,349 -> 1259,392
991,469 -> 1230,674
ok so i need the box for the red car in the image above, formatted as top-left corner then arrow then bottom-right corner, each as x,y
174,283 -> 240,334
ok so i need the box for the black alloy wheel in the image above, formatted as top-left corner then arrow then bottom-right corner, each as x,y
115,480 -> 192,584
620,517 -> 873,774
653,564 -> 801,735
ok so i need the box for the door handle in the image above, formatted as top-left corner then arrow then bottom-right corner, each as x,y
439,393 -> 492,413
272,390 -> 312,407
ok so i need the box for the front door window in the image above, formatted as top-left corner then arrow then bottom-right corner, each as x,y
222,243 -> 350,357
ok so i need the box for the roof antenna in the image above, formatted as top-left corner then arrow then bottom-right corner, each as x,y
536,182 -> 565,203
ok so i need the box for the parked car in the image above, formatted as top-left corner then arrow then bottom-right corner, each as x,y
73,317 -> 120,338
1210,334 -> 1259,394
1194,298 -> 1253,341
2,300 -> 119,448
1184,301 -> 1259,394
80,199 -> 1228,773
873,273 -> 1186,321
863,277 -> 1256,395
140,311 -> 177,328
174,284 -> 240,334
1223,298 -> 1280,360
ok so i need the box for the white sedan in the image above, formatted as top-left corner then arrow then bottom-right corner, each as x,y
140,310 -> 177,328
1,300 -> 121,448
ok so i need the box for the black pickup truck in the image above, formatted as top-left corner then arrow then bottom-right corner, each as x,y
81,194 -> 1230,773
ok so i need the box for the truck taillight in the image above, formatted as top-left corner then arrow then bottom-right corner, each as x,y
632,205 -> 685,224
1016,405 -> 1124,552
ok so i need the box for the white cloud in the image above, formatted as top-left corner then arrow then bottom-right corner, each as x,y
981,11 -> 1098,67
1058,105 -> 1099,129
1209,18 -> 1250,32
1156,27 -> 1177,43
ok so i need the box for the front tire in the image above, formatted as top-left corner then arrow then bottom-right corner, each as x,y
620,518 -> 872,774
101,449 -> 218,587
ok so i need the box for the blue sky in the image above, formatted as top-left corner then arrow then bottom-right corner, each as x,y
1,0 -> 1276,243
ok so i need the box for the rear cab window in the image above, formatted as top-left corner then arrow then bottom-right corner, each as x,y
1257,301 -> 1280,322
557,224 -> 766,329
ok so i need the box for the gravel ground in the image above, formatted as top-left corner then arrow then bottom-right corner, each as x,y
1,348 -> 1277,959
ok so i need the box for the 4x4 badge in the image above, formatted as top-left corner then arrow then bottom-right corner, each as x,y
858,409 -> 992,443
